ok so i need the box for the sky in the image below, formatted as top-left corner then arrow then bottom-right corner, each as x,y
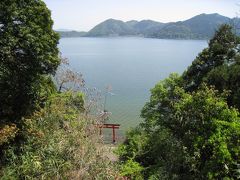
43,0 -> 239,31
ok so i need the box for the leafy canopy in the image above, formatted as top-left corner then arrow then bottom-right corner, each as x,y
0,0 -> 60,125
183,24 -> 240,109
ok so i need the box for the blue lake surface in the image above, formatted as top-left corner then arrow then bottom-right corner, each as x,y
59,37 -> 207,131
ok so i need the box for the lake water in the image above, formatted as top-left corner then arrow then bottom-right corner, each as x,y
59,37 -> 207,132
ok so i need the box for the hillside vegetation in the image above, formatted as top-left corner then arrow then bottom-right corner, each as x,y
0,1 -> 119,179
1,92 -> 119,179
117,25 -> 240,179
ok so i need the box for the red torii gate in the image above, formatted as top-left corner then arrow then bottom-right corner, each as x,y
97,123 -> 120,143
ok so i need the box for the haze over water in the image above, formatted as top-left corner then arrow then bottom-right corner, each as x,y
59,37 -> 207,131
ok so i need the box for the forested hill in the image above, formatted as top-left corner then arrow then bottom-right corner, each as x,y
56,30 -> 87,38
58,13 -> 236,39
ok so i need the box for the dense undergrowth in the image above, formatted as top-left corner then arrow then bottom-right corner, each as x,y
0,1 -> 121,179
0,92 -> 119,179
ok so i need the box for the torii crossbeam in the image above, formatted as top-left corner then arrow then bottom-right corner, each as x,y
97,123 -> 120,143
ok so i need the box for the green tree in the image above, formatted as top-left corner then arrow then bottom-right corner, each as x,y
119,25 -> 240,179
0,0 -> 60,129
183,24 -> 240,109
119,76 -> 240,179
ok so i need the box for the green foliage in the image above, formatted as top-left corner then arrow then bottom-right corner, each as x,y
183,24 -> 240,109
0,0 -> 60,126
117,127 -> 148,161
116,128 -> 146,179
119,25 -> 240,179
119,78 -> 240,179
120,159 -> 144,179
0,1 -> 120,179
0,92 -> 119,179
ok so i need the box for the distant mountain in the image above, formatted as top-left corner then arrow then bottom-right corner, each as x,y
58,13 -> 236,39
148,14 -> 231,39
178,13 -> 230,38
131,20 -> 164,35
85,19 -> 164,37
57,31 -> 87,38
125,20 -> 139,27
86,19 -> 136,37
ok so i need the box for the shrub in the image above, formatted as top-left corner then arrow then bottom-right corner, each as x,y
0,91 -> 119,179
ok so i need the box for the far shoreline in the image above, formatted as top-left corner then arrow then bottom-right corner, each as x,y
58,35 -> 210,41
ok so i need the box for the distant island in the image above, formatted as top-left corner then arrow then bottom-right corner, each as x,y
57,13 -> 239,39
